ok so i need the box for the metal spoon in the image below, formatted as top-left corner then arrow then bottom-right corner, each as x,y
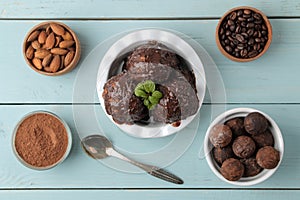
81,134 -> 184,184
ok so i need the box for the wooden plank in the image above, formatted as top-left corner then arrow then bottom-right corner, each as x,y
1,0 -> 300,18
0,19 -> 299,103
0,190 -> 299,200
0,104 -> 298,188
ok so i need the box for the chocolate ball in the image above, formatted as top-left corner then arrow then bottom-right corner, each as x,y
256,146 -> 280,169
240,157 -> 262,177
225,117 -> 247,137
209,124 -> 232,148
232,136 -> 256,158
252,129 -> 274,148
244,112 -> 268,135
221,158 -> 244,181
213,146 -> 234,164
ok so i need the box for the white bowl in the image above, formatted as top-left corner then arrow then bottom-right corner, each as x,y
97,29 -> 206,138
204,108 -> 284,186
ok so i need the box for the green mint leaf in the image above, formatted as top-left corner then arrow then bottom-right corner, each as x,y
135,82 -> 145,91
149,96 -> 159,105
135,88 -> 148,98
152,90 -> 163,99
143,80 -> 155,93
143,99 -> 150,107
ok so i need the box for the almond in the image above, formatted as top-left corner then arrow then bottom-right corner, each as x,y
25,45 -> 34,59
50,55 -> 60,72
50,23 -> 65,36
59,40 -> 75,48
34,49 -> 50,59
44,66 -> 52,72
42,54 -> 53,67
32,58 -> 43,70
46,25 -> 51,35
38,31 -> 47,44
51,48 -> 68,55
62,31 -> 73,41
60,56 -> 65,70
64,50 -> 75,66
31,40 -> 41,49
27,30 -> 40,42
45,32 -> 55,49
55,36 -> 62,47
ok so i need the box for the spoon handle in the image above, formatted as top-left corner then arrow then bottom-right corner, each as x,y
107,148 -> 184,184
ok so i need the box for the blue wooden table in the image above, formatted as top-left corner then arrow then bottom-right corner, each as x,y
1,0 -> 300,199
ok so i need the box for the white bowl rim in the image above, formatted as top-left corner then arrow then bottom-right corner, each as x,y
204,107 -> 284,186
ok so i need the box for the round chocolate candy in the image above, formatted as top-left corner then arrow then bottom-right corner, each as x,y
225,117 -> 247,137
244,112 -> 268,135
240,157 -> 262,177
252,129 -> 274,148
213,146 -> 234,164
256,146 -> 280,169
209,124 -> 232,148
221,158 -> 244,181
232,136 -> 256,158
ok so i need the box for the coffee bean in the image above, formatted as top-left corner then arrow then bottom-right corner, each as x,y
236,34 -> 245,43
255,24 -> 261,30
243,14 -> 251,18
225,39 -> 229,44
230,12 -> 237,20
248,51 -> 258,58
248,38 -> 254,45
258,31 -> 262,38
261,30 -> 267,36
254,20 -> 262,24
261,38 -> 265,43
230,25 -> 235,31
241,32 -> 248,38
244,9 -> 251,15
220,28 -> 225,35
253,13 -> 262,20
233,39 -> 239,45
237,10 -> 243,16
240,49 -> 248,57
247,29 -> 254,36
225,46 -> 232,53
262,24 -> 267,30
241,21 -> 247,27
247,17 -> 254,22
226,30 -> 231,36
228,36 -> 234,41
238,17 -> 246,22
228,20 -> 235,26
247,23 -> 255,28
241,28 -> 247,33
236,25 -> 241,33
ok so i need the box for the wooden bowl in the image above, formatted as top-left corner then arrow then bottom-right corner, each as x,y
216,6 -> 272,62
23,21 -> 81,76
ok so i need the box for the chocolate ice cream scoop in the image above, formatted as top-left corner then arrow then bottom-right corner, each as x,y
244,112 -> 268,135
256,146 -> 280,169
232,136 -> 256,158
209,124 -> 232,148
221,158 -> 244,181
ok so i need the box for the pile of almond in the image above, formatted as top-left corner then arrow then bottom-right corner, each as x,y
25,23 -> 77,73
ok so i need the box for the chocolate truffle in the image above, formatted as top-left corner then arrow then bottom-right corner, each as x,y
244,112 -> 268,135
232,136 -> 256,158
256,146 -> 280,169
225,117 -> 247,137
213,146 -> 234,164
240,157 -> 262,177
221,158 -> 244,181
209,124 -> 232,148
252,129 -> 274,148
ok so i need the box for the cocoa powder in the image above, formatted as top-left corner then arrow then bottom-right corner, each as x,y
14,113 -> 68,168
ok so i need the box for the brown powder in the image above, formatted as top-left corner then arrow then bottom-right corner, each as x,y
14,113 -> 68,167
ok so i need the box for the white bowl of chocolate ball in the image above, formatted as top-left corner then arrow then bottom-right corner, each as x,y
204,108 -> 284,186
97,29 -> 206,138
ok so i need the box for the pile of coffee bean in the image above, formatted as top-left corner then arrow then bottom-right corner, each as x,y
218,9 -> 269,59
